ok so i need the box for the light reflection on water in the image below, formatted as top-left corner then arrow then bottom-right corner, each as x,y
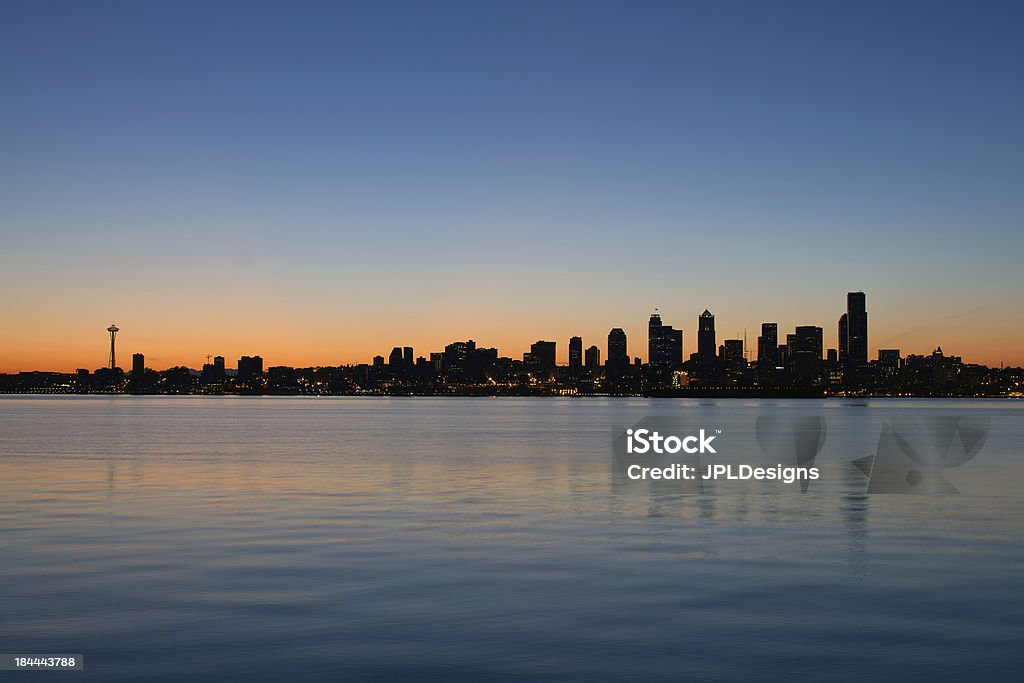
0,396 -> 1022,681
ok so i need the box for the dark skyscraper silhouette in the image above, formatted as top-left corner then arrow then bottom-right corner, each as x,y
132,352 -> 144,375
698,310 -> 716,368
606,328 -> 629,383
403,347 -> 414,368
846,292 -> 868,365
584,345 -> 600,370
389,347 -> 404,368
568,336 -> 583,376
838,313 -> 849,363
238,356 -> 263,379
607,328 -> 627,365
789,325 -> 823,386
648,311 -> 663,365
722,339 -> 744,366
757,322 -> 778,366
647,311 -> 683,385
530,340 -> 556,372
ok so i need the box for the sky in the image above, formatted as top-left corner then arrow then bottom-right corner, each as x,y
1,0 -> 1022,372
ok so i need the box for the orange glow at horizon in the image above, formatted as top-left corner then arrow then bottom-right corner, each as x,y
2,304 -> 1021,373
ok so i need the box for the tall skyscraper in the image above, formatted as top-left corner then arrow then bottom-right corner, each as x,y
846,292 -> 868,365
403,347 -> 414,368
442,340 -> 475,382
647,311 -> 683,385
698,310 -> 716,368
131,353 -> 145,376
584,345 -> 601,370
757,322 -> 778,366
606,328 -> 628,382
568,336 -> 583,376
789,326 -> 823,386
648,311 -> 663,364
607,328 -> 627,364
389,347 -> 404,368
838,313 -> 849,363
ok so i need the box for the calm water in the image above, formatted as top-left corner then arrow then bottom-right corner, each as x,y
0,397 -> 1021,681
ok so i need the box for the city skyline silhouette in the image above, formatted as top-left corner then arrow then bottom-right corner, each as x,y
3,290 -> 1020,398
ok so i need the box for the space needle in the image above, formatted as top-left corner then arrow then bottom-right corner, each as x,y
107,322 -> 119,370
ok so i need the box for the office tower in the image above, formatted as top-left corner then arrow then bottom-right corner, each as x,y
846,292 -> 868,365
838,313 -> 849,363
648,311 -> 683,384
648,312 -> 663,365
878,349 -> 901,367
698,310 -> 716,367
584,345 -> 601,369
606,328 -> 628,382
132,353 -> 145,375
607,328 -> 627,364
403,347 -> 414,368
389,347 -> 404,368
430,352 -> 443,372
373,355 -> 385,367
789,326 -> 823,386
723,339 -> 744,366
238,355 -> 264,379
826,348 -> 838,363
530,340 -> 556,372
757,322 -> 778,366
667,328 -> 683,368
569,336 -> 583,376
106,322 -> 119,370
443,341 -> 469,380
203,354 -> 227,381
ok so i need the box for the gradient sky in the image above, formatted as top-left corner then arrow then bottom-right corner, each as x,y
2,0 -> 1022,372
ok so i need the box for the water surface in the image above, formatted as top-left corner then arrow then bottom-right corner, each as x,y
0,397 -> 1021,681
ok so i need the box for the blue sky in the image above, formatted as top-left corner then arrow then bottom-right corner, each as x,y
2,1 -> 1022,370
